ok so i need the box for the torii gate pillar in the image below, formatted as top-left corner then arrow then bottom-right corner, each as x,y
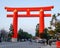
5,6 -> 54,42
12,9 -> 18,42
39,9 -> 44,33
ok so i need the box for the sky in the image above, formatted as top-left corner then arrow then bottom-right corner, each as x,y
0,0 -> 60,36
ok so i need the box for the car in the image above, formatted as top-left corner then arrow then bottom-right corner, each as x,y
35,38 -> 42,43
38,39 -> 46,43
35,38 -> 46,43
48,39 -> 57,45
49,39 -> 57,42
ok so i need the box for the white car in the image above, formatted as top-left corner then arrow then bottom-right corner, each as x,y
35,38 -> 43,43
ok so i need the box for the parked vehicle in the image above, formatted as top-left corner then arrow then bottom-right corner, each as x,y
49,39 -> 57,43
35,38 -> 46,43
48,39 -> 57,45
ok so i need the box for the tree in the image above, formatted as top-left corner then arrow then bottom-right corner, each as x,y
50,14 -> 57,26
43,28 -> 50,44
18,28 -> 32,41
27,33 -> 32,39
50,14 -> 60,39
35,24 -> 39,37
8,24 -> 14,37
8,24 -> 14,41
18,28 -> 23,40
0,29 -> 8,41
48,30 -> 55,38
43,28 -> 49,38
54,22 -> 60,39
55,22 -> 60,33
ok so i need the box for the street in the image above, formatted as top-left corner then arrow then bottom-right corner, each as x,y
0,41 -> 56,48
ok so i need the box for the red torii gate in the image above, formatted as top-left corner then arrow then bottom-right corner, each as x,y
5,6 -> 54,42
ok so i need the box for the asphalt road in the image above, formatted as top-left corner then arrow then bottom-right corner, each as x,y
0,41 -> 56,48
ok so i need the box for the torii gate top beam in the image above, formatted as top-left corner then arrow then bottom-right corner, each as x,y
5,6 -> 54,17
5,6 -> 53,11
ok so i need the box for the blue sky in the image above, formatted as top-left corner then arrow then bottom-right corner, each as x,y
0,0 -> 60,36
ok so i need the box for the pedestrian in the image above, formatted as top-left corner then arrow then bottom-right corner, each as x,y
0,36 -> 1,42
29,39 -> 32,45
49,40 -> 52,46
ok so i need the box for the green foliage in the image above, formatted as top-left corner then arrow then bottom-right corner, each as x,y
41,28 -> 50,39
49,14 -> 60,39
35,29 -> 39,37
8,24 -> 14,41
35,23 -> 49,39
18,28 -> 32,41
0,29 -> 8,41
50,14 -> 57,26
55,22 -> 60,33
35,24 -> 39,37
9,24 -> 13,31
